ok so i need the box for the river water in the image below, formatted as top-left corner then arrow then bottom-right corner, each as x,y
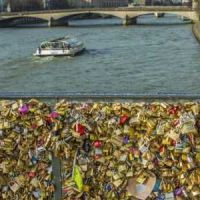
0,15 -> 200,94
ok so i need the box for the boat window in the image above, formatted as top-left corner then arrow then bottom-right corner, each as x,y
52,42 -> 63,49
40,39 -> 78,50
51,43 -> 57,49
41,44 -> 46,49
41,42 -> 51,49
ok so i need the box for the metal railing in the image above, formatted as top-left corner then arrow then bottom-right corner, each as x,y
0,92 -> 200,101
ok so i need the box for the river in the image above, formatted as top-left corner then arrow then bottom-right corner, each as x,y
0,15 -> 200,94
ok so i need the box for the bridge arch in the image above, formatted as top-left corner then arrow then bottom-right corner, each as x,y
0,16 -> 48,27
127,11 -> 198,22
55,11 -> 125,21
43,11 -> 126,26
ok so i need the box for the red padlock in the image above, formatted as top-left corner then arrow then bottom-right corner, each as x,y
29,171 -> 36,178
159,146 -> 165,154
74,123 -> 85,136
119,115 -> 129,125
168,106 -> 179,115
93,140 -> 103,148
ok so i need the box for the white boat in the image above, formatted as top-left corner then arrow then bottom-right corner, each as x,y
154,13 -> 165,18
34,36 -> 85,56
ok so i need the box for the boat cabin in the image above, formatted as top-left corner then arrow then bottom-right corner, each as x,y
40,41 -> 70,50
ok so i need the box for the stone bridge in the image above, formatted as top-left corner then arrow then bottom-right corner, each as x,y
0,6 -> 199,27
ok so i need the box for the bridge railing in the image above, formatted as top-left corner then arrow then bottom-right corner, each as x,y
0,92 -> 200,101
0,5 -> 195,15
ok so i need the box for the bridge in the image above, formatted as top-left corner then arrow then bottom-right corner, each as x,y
0,6 -> 199,27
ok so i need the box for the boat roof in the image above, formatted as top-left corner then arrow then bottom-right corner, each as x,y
39,36 -> 82,48
49,36 -> 71,43
40,36 -> 79,45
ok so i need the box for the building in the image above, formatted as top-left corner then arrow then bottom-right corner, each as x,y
68,0 -> 128,8
68,0 -> 92,7
43,0 -> 56,9
102,0 -> 128,7
144,0 -> 190,5
43,0 -> 68,9
43,0 -> 48,9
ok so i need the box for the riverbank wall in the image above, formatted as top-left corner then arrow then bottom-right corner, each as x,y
1,97 -> 200,199
192,22 -> 200,43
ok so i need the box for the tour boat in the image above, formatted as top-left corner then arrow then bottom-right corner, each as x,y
34,36 -> 85,56
154,13 -> 165,18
